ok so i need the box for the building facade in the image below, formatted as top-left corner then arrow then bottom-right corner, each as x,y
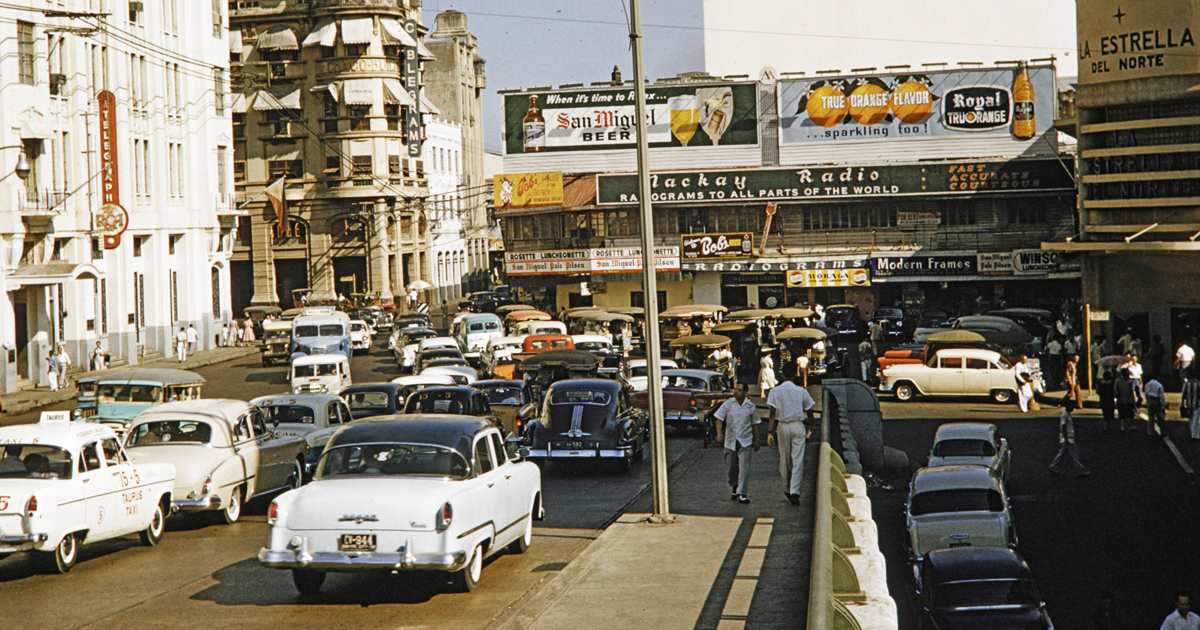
0,0 -> 235,393
424,117 -> 466,305
229,0 -> 436,311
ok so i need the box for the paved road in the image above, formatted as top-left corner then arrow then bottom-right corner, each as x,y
872,396 -> 1200,629
0,339 -> 691,630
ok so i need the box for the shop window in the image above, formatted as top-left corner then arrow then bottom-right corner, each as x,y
347,105 -> 371,131
1009,203 -> 1047,225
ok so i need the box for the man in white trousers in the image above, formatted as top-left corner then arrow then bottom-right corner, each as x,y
766,361 -> 815,505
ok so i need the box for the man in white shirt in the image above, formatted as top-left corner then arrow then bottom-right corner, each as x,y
186,324 -> 199,355
1177,342 -> 1195,386
175,327 -> 188,363
1160,590 -> 1200,630
713,383 -> 760,504
1144,376 -> 1167,437
1014,355 -> 1034,413
766,362 -> 815,505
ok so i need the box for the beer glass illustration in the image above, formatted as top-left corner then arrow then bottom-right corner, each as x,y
669,94 -> 699,146
698,87 -> 733,145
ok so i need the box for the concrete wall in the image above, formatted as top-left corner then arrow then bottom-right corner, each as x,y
1086,252 -> 1200,353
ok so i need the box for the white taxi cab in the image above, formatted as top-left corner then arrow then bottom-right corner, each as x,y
0,415 -> 176,573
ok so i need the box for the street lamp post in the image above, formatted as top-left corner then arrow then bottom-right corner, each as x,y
0,145 -> 32,182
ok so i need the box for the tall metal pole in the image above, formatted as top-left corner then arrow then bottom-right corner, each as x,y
628,0 -> 671,521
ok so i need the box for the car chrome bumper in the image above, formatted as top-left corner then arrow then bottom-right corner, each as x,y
527,446 -> 633,459
0,533 -> 47,550
665,412 -> 702,424
173,496 -> 222,512
259,543 -> 466,572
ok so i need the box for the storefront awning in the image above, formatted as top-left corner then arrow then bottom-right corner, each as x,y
229,29 -> 243,55
7,263 -> 100,288
302,20 -> 337,47
256,25 -> 299,51
252,87 -> 302,111
310,84 -> 338,103
341,78 -> 377,106
383,79 -> 417,107
340,17 -> 374,45
379,18 -> 417,47
20,118 -> 54,140
417,40 -> 436,60
231,92 -> 249,113
419,90 -> 440,115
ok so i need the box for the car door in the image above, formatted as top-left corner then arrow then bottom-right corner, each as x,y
930,356 -> 965,394
962,357 -> 992,395
101,437 -> 153,536
488,431 -> 522,544
324,401 -> 343,430
78,442 -> 119,541
231,413 -> 260,497
471,435 -> 502,544
252,408 -> 287,492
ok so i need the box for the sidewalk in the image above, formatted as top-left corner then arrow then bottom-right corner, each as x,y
0,345 -> 260,416
496,428 -> 817,629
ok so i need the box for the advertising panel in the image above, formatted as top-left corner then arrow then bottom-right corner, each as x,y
96,90 -> 128,250
897,211 -> 941,228
1078,0 -> 1197,84
777,66 -> 1055,145
873,255 -> 977,279
1012,249 -> 1062,274
493,171 -> 564,210
596,158 -> 1075,205
977,251 -> 1014,275
505,247 -> 680,276
503,83 -> 758,154
786,267 -> 870,288
681,232 -> 754,260
682,256 -> 869,277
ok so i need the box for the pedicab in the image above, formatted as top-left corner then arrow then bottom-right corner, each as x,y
777,327 -> 832,381
516,348 -> 601,404
668,334 -> 735,385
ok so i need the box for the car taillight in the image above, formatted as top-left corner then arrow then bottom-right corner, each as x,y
689,397 -> 698,410
268,501 -> 278,525
26,495 -> 37,516
436,502 -> 453,531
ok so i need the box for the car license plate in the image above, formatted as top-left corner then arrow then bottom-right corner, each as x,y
558,440 -> 587,450
948,541 -> 971,548
339,533 -> 376,552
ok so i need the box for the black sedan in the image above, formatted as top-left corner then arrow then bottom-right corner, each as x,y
912,547 -> 1054,629
339,383 -> 405,420
871,307 -> 909,343
523,379 -> 647,470
825,305 -> 868,341
402,386 -> 500,429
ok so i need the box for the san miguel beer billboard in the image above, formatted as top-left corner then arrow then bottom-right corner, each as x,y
777,66 -> 1055,144
1078,0 -> 1197,83
503,82 -> 759,154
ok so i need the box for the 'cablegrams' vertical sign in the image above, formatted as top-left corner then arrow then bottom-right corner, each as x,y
95,90 -> 128,249
403,20 -> 423,158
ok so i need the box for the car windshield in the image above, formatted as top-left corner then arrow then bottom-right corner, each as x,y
551,389 -> 612,405
934,439 -> 996,457
344,391 -> 390,411
404,331 -> 436,344
318,443 -> 469,479
98,384 -> 164,403
0,445 -> 73,479
405,391 -> 472,414
825,309 -> 856,324
663,375 -> 707,390
480,385 -> 523,405
295,324 -> 343,337
261,404 -> 317,424
934,579 -> 1039,609
910,489 -> 1005,516
294,363 -> 338,377
351,323 -> 367,332
629,365 -> 648,377
531,325 -> 562,335
576,341 -> 611,351
127,421 -> 213,445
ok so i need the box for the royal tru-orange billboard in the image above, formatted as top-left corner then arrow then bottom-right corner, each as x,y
778,65 -> 1055,145
494,171 -> 564,210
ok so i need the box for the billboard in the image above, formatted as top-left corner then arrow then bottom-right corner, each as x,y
493,171 -> 564,210
505,247 -> 680,276
777,66 -> 1055,145
1078,0 -> 1198,84
503,82 -> 759,154
681,232 -> 754,260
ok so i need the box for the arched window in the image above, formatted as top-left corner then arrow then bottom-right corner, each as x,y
330,216 -> 366,241
273,218 -> 308,243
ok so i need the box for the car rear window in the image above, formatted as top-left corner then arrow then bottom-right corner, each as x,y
261,404 -> 317,424
480,386 -> 523,405
551,389 -> 611,405
933,439 -> 996,457
127,421 -> 213,445
0,445 -> 73,479
933,579 -> 1038,609
319,443 -> 469,479
910,488 -> 1004,516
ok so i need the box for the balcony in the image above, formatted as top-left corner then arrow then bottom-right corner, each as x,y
19,188 -> 69,215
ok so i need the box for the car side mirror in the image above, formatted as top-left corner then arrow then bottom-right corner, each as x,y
273,418 -> 280,427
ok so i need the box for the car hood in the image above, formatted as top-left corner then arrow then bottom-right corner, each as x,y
127,446 -> 221,491
280,477 -> 459,532
929,456 -> 1000,470
932,607 -> 1047,629
910,513 -> 1008,556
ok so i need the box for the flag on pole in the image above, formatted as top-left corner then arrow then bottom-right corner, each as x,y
264,177 -> 287,234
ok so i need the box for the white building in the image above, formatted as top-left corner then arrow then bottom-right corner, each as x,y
703,0 -> 1077,78
424,118 -> 465,305
0,1 -> 235,392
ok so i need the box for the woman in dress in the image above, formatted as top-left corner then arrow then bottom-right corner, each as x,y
758,353 -> 777,397
242,318 -> 256,343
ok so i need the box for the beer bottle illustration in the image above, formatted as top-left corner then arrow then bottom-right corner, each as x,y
1012,63 -> 1035,140
523,95 -> 546,152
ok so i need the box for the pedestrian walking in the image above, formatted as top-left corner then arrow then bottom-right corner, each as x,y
1183,370 -> 1200,441
1144,375 -> 1167,437
186,324 -> 199,355
1065,354 -> 1082,408
714,382 -> 760,504
235,323 -> 245,347
1097,370 -> 1117,434
46,351 -> 59,391
1159,590 -> 1200,630
1049,398 -> 1088,475
858,337 -> 874,384
1116,369 -> 1137,432
221,322 -> 230,347
90,341 -> 107,371
1175,341 -> 1195,388
243,318 -> 256,343
766,362 -> 815,505
757,354 -> 777,397
56,344 -> 71,387
175,327 -> 188,363
1014,355 -> 1034,413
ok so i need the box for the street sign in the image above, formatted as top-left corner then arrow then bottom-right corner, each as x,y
1089,309 -> 1110,322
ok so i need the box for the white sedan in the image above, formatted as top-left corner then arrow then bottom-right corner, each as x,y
259,416 -> 543,595
349,320 -> 373,354
880,348 -> 1019,403
0,418 -> 175,573
624,358 -> 679,392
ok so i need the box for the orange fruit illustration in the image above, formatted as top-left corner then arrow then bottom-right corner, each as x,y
890,80 -> 933,124
806,85 -> 848,128
849,82 -> 890,126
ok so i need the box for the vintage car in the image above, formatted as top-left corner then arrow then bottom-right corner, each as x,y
632,368 -> 731,434
871,307 -> 909,343
824,304 -> 869,342
393,327 -> 438,369
927,422 -> 1011,483
124,399 -> 309,524
513,319 -> 567,339
453,313 -> 504,364
517,349 -> 602,404
258,416 -> 543,594
338,384 -> 405,420
349,319 -> 373,354
906,465 -> 1017,561
658,305 -> 727,342
84,368 -> 205,427
523,379 -> 648,469
261,319 -> 293,366
403,386 -> 498,425
880,348 -> 1019,403
481,336 -> 525,378
777,327 -> 832,379
415,347 -> 466,375
0,417 -> 176,573
572,334 -> 623,377
290,353 -> 352,395
503,309 -> 553,336
953,315 -> 1040,357
74,375 -> 101,416
421,364 -> 478,386
624,358 -> 679,392
912,547 -> 1054,629
473,379 -> 538,437
251,394 -> 352,438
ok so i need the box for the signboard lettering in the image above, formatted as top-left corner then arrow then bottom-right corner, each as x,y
494,171 -> 564,210
873,255 -> 977,278
1078,1 -> 1197,83
505,247 -> 680,276
401,21 -> 422,158
96,90 -> 127,250
681,232 -> 753,260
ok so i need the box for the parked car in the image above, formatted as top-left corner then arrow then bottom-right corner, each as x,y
631,368 -> 731,435
624,358 -> 679,392
871,307 -> 908,343
523,379 -> 647,469
0,418 -> 176,573
258,416 -> 543,595
349,320 -> 373,354
824,304 -> 869,341
290,353 -> 352,395
124,399 -> 309,524
906,465 -> 1017,561
473,379 -> 538,437
953,315 -> 1040,357
912,547 -> 1054,629
880,348 -> 1019,403
927,422 -> 1011,482
338,384 -> 406,420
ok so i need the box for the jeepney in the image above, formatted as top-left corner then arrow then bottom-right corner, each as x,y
85,369 -> 206,431
261,319 -> 292,366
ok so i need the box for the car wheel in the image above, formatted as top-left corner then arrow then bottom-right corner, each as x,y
991,389 -> 1013,404
139,500 -> 166,546
894,383 -> 916,402
286,461 -> 303,490
508,509 -> 533,554
222,487 -> 242,524
39,532 -> 78,574
450,544 -> 483,592
292,569 -> 326,596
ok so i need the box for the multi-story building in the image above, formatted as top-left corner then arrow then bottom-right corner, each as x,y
0,0 -> 235,392
424,117 -> 466,304
424,10 -> 491,293
229,0 -> 436,311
